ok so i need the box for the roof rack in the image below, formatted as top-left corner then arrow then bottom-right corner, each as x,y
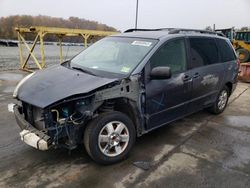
124,28 -> 159,33
124,28 -> 174,33
124,28 -> 225,37
168,28 -> 219,35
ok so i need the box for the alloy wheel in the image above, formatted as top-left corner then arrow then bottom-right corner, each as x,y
98,121 -> 129,157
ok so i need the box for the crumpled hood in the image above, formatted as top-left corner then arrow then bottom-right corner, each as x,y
17,65 -> 117,108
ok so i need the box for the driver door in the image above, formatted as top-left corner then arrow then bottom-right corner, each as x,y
144,38 -> 193,130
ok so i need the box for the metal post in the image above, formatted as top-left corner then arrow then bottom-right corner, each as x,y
17,32 -> 24,68
39,32 -> 45,68
58,36 -> 63,64
135,0 -> 139,29
83,34 -> 90,48
84,37 -> 87,48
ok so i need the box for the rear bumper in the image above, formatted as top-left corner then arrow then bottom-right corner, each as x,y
14,105 -> 51,150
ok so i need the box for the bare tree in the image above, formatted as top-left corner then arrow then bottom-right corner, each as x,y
205,26 -> 212,31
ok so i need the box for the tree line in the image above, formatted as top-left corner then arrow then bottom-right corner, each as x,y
0,15 -> 118,42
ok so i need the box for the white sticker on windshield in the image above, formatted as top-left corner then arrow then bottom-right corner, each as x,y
92,66 -> 98,69
121,67 -> 130,73
132,41 -> 152,47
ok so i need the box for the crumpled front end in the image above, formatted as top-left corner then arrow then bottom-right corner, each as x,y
14,104 -> 51,150
14,95 -> 95,150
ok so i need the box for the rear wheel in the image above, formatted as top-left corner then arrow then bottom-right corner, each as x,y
207,86 -> 229,114
236,48 -> 250,63
84,111 -> 136,164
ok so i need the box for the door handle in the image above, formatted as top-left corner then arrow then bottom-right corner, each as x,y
193,72 -> 200,78
182,75 -> 192,82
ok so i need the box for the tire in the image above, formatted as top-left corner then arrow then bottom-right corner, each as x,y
207,86 -> 229,114
236,48 -> 250,63
84,111 -> 136,165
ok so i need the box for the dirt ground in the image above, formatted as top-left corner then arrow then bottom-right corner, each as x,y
0,70 -> 249,188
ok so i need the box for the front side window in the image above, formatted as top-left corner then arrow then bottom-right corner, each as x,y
189,37 -> 219,68
150,38 -> 187,74
71,37 -> 157,77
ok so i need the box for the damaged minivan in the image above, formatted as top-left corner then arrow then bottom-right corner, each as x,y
13,29 -> 239,164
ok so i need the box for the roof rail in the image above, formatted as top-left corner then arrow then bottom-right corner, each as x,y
124,28 -> 174,33
124,28 -> 160,33
124,28 -> 225,37
168,28 -> 219,35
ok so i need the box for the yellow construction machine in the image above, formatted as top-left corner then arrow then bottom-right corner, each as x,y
215,28 -> 250,63
233,30 -> 250,63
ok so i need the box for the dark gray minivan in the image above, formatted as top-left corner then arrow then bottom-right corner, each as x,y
13,29 -> 239,164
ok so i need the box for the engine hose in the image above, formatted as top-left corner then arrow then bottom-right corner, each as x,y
51,109 -> 59,122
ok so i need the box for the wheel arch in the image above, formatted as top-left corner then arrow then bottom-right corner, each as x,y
97,98 -> 144,137
225,82 -> 233,96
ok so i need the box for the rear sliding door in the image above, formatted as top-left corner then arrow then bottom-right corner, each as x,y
187,37 -> 225,113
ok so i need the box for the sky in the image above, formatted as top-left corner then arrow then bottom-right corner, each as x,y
0,0 -> 249,31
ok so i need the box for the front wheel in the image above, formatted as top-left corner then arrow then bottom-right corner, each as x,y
84,111 -> 136,164
207,86 -> 229,114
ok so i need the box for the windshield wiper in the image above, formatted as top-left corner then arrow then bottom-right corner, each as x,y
71,66 -> 96,76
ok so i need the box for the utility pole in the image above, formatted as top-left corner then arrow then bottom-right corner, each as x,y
135,0 -> 139,29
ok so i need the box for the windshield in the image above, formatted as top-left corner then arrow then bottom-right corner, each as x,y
70,37 -> 157,77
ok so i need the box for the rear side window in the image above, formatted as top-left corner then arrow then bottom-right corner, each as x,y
216,38 -> 236,62
189,38 -> 219,68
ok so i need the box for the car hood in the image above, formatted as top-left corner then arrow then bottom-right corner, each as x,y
17,65 -> 117,108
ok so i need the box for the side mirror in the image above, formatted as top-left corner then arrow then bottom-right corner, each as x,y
150,66 -> 171,80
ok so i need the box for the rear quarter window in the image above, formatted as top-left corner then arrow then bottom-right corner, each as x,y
216,38 -> 236,62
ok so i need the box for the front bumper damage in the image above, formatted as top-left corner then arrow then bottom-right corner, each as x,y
14,105 -> 51,150
20,130 -> 49,150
